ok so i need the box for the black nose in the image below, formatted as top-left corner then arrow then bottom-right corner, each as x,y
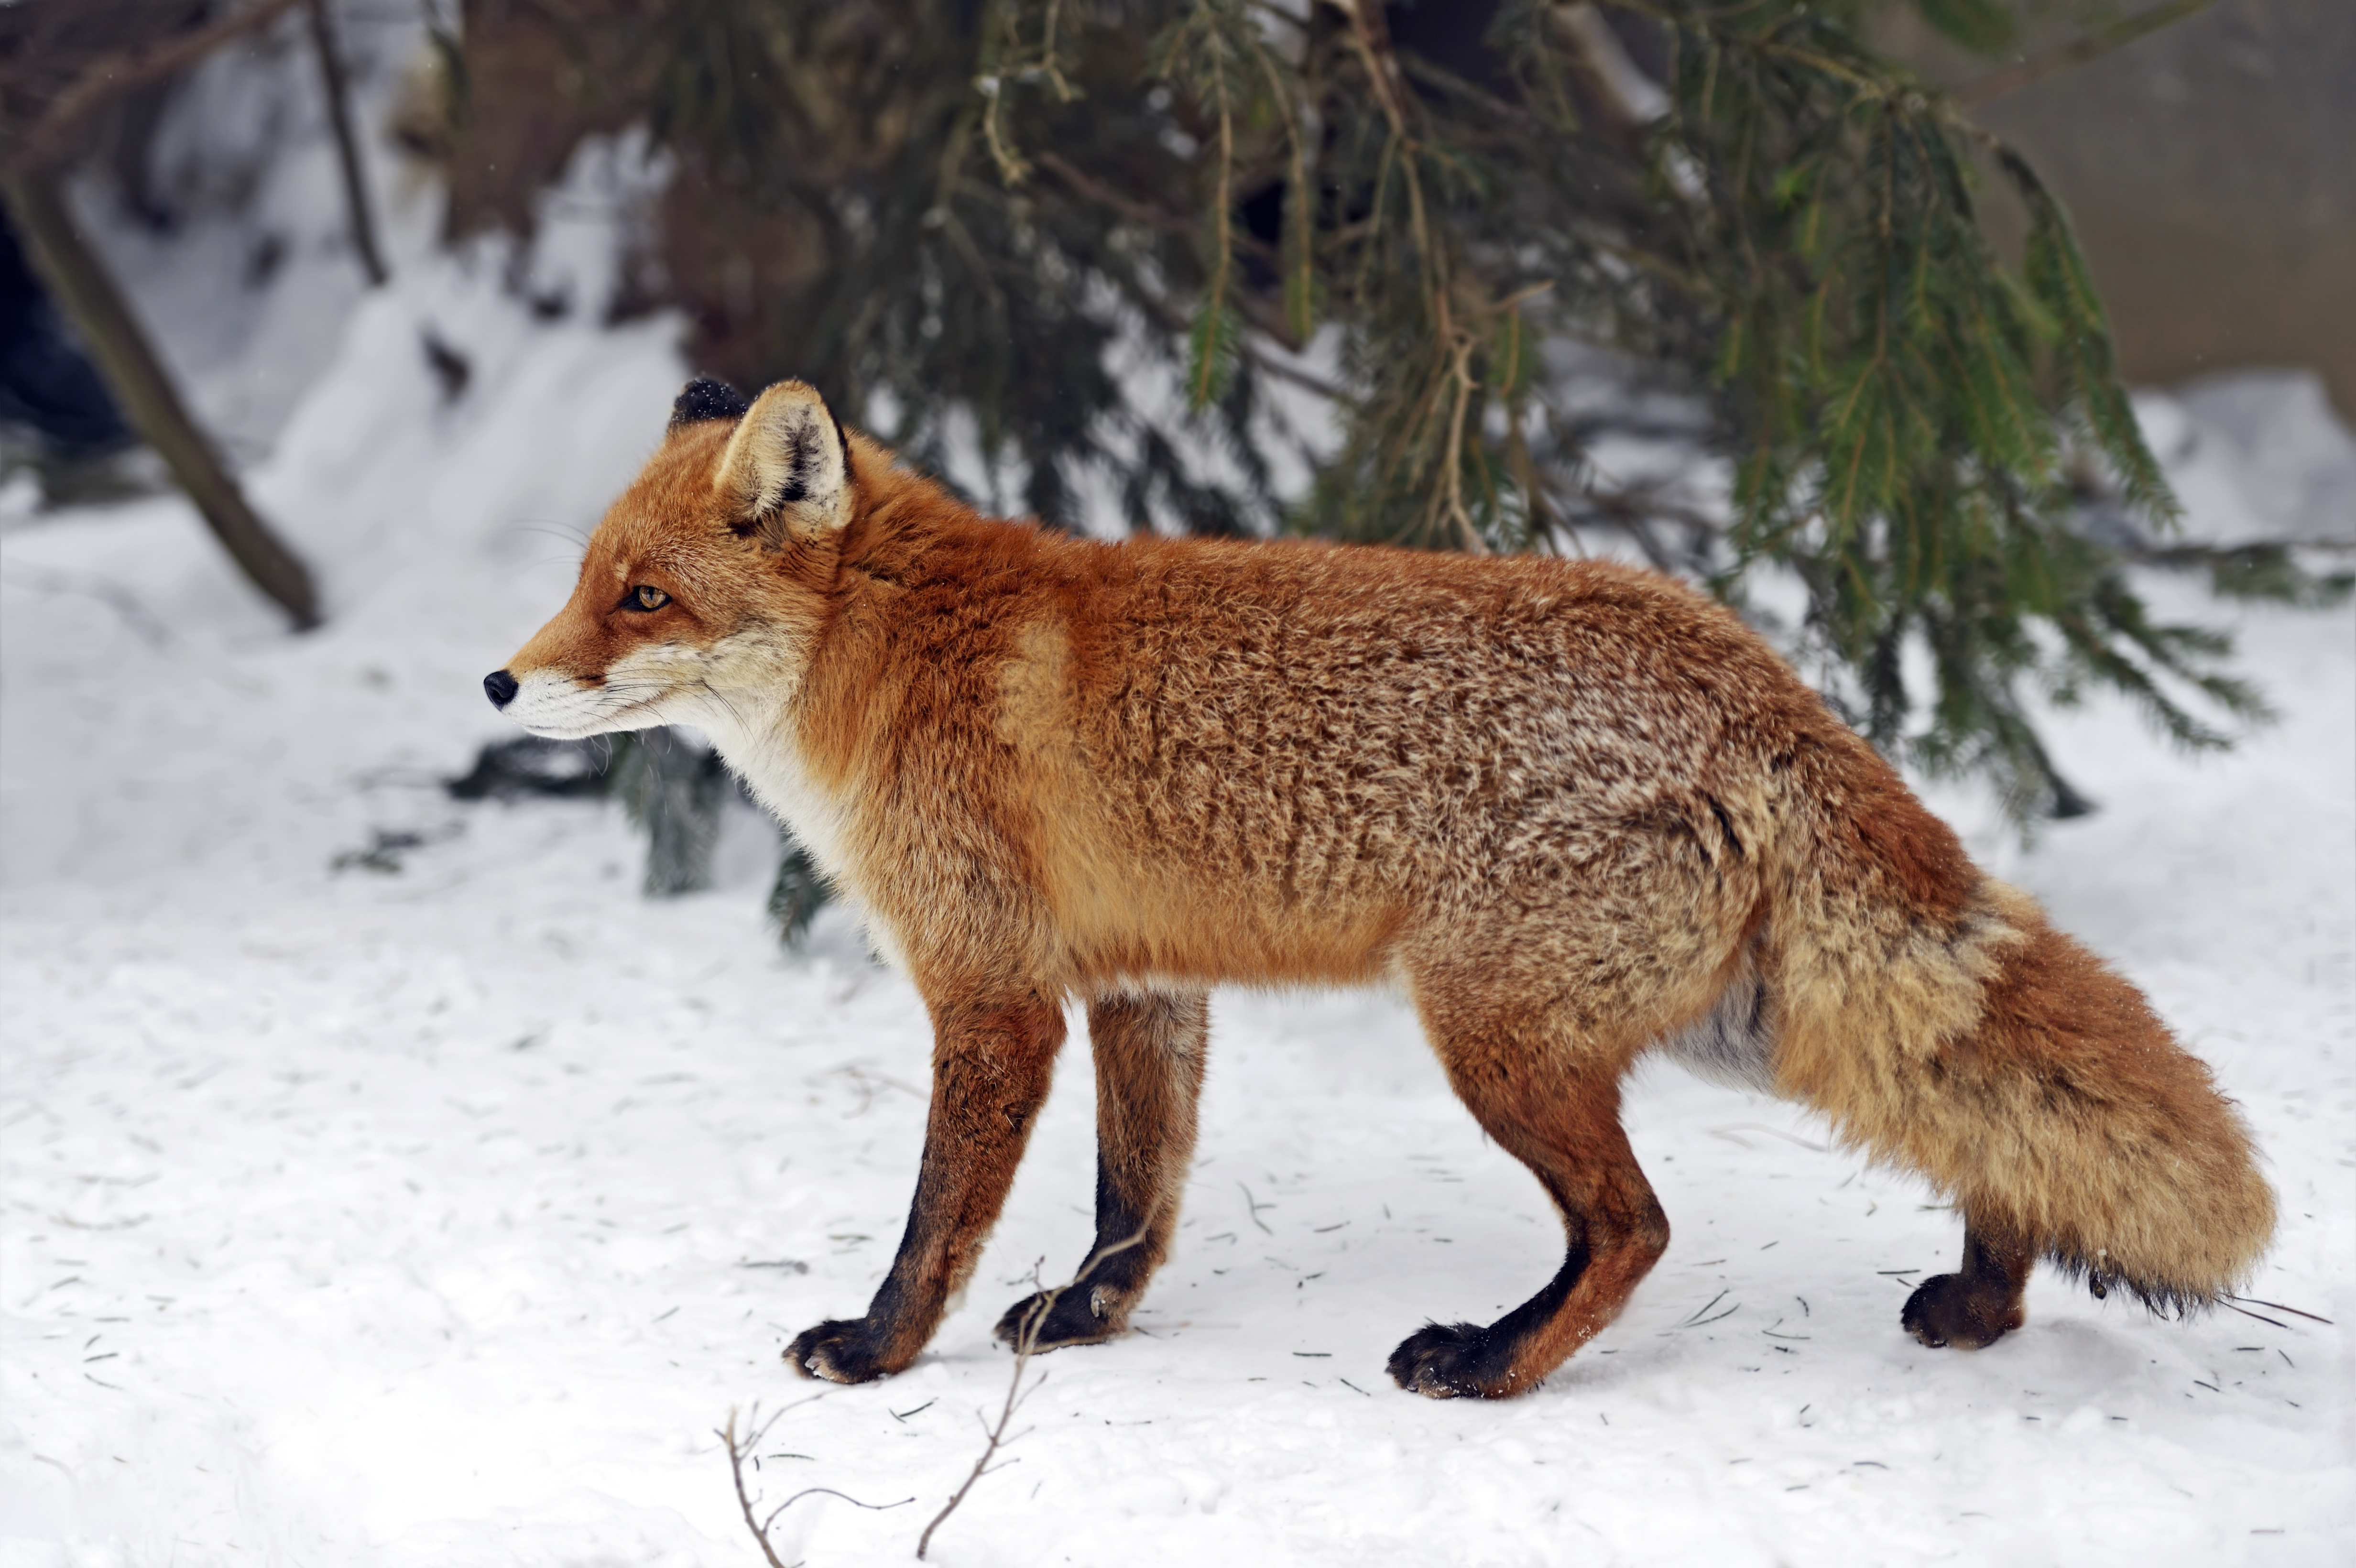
483,670 -> 519,708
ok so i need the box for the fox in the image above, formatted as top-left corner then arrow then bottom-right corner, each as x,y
485,375 -> 2274,1399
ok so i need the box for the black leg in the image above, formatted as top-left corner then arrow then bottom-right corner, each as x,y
995,990 -> 1207,1351
790,993 -> 1065,1383
1903,1218 -> 2033,1350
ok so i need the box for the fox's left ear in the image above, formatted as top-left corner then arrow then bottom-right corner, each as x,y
715,380 -> 852,548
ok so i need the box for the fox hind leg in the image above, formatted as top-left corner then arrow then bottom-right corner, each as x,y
994,989 -> 1208,1353
1902,1217 -> 2033,1350
1389,994 -> 1669,1398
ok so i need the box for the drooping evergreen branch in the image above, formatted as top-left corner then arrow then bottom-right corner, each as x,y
569,0 -> 2332,830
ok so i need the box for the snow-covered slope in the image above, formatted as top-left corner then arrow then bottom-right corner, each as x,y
3,111 -> 2352,1568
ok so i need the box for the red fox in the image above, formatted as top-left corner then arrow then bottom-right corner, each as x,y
487,377 -> 2274,1398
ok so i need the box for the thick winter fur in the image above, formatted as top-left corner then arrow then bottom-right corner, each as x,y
492,380 -> 2274,1398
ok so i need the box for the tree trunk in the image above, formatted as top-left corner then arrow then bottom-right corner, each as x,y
305,0 -> 387,287
1,168 -> 321,630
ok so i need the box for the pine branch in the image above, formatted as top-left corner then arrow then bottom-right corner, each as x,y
532,0 -> 2305,830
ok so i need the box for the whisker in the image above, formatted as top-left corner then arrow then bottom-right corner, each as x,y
510,519 -> 593,548
698,678 -> 753,732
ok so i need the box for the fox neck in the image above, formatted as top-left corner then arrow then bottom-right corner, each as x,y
690,494 -> 962,907
697,673 -> 857,890
675,631 -> 857,891
726,719 -> 857,886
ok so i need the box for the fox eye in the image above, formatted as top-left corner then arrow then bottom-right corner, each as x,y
625,585 -> 670,612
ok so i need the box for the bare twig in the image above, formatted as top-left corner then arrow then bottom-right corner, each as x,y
1707,1122 -> 1829,1153
1,0 -> 308,179
1037,152 -> 1195,240
1956,0 -> 2219,108
719,1401 -> 912,1568
1036,0 -> 1079,102
2223,1294 -> 2333,1327
2221,1301 -> 2289,1331
1436,335 -> 1488,555
978,76 -> 1029,185
974,0 -> 1081,185
1336,0 -> 1445,310
304,0 -> 386,287
1673,1289 -> 1739,1328
915,1227 -> 1148,1560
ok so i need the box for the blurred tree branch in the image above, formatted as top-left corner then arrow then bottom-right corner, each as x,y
304,0 -> 387,286
430,0 -> 2339,825
0,0 -> 307,179
1957,0 -> 2221,107
3,167 -> 320,627
0,0 -> 323,630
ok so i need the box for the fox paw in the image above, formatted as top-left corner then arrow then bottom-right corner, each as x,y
785,1318 -> 898,1384
993,1283 -> 1128,1353
1902,1273 -> 2024,1350
1386,1321 -> 1520,1398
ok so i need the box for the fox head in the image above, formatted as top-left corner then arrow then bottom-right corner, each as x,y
485,377 -> 858,749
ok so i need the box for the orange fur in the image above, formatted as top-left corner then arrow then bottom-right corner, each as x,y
492,380 -> 2275,1397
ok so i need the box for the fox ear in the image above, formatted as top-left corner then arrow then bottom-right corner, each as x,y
714,380 -> 852,547
669,377 -> 749,432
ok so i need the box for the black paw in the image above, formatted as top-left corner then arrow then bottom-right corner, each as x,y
1386,1321 -> 1512,1399
993,1282 -> 1127,1353
785,1318 -> 898,1384
1902,1273 -> 2023,1350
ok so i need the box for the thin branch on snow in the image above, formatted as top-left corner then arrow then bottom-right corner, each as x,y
720,1400 -> 912,1568
2223,1294 -> 2333,1326
916,1227 -> 1148,1561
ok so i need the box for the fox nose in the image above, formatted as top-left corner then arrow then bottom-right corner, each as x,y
483,670 -> 519,708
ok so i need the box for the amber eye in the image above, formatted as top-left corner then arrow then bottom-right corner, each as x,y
627,585 -> 670,611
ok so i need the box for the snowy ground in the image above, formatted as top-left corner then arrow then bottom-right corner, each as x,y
5,142 -> 2356,1568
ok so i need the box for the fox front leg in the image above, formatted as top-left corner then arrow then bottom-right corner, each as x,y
787,993 -> 1066,1384
994,989 -> 1209,1352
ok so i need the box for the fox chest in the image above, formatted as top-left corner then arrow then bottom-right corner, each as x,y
728,728 -> 858,888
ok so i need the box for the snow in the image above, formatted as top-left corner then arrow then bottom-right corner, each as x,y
2132,372 -> 2356,549
5,93 -> 2354,1568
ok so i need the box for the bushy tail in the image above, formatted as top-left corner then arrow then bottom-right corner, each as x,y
1755,765 -> 2274,1311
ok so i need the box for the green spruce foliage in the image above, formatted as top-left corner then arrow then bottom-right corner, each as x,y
606,0 -> 2336,826
609,728 -> 730,897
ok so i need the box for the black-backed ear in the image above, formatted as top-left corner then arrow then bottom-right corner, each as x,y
668,377 -> 751,433
714,380 -> 852,547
